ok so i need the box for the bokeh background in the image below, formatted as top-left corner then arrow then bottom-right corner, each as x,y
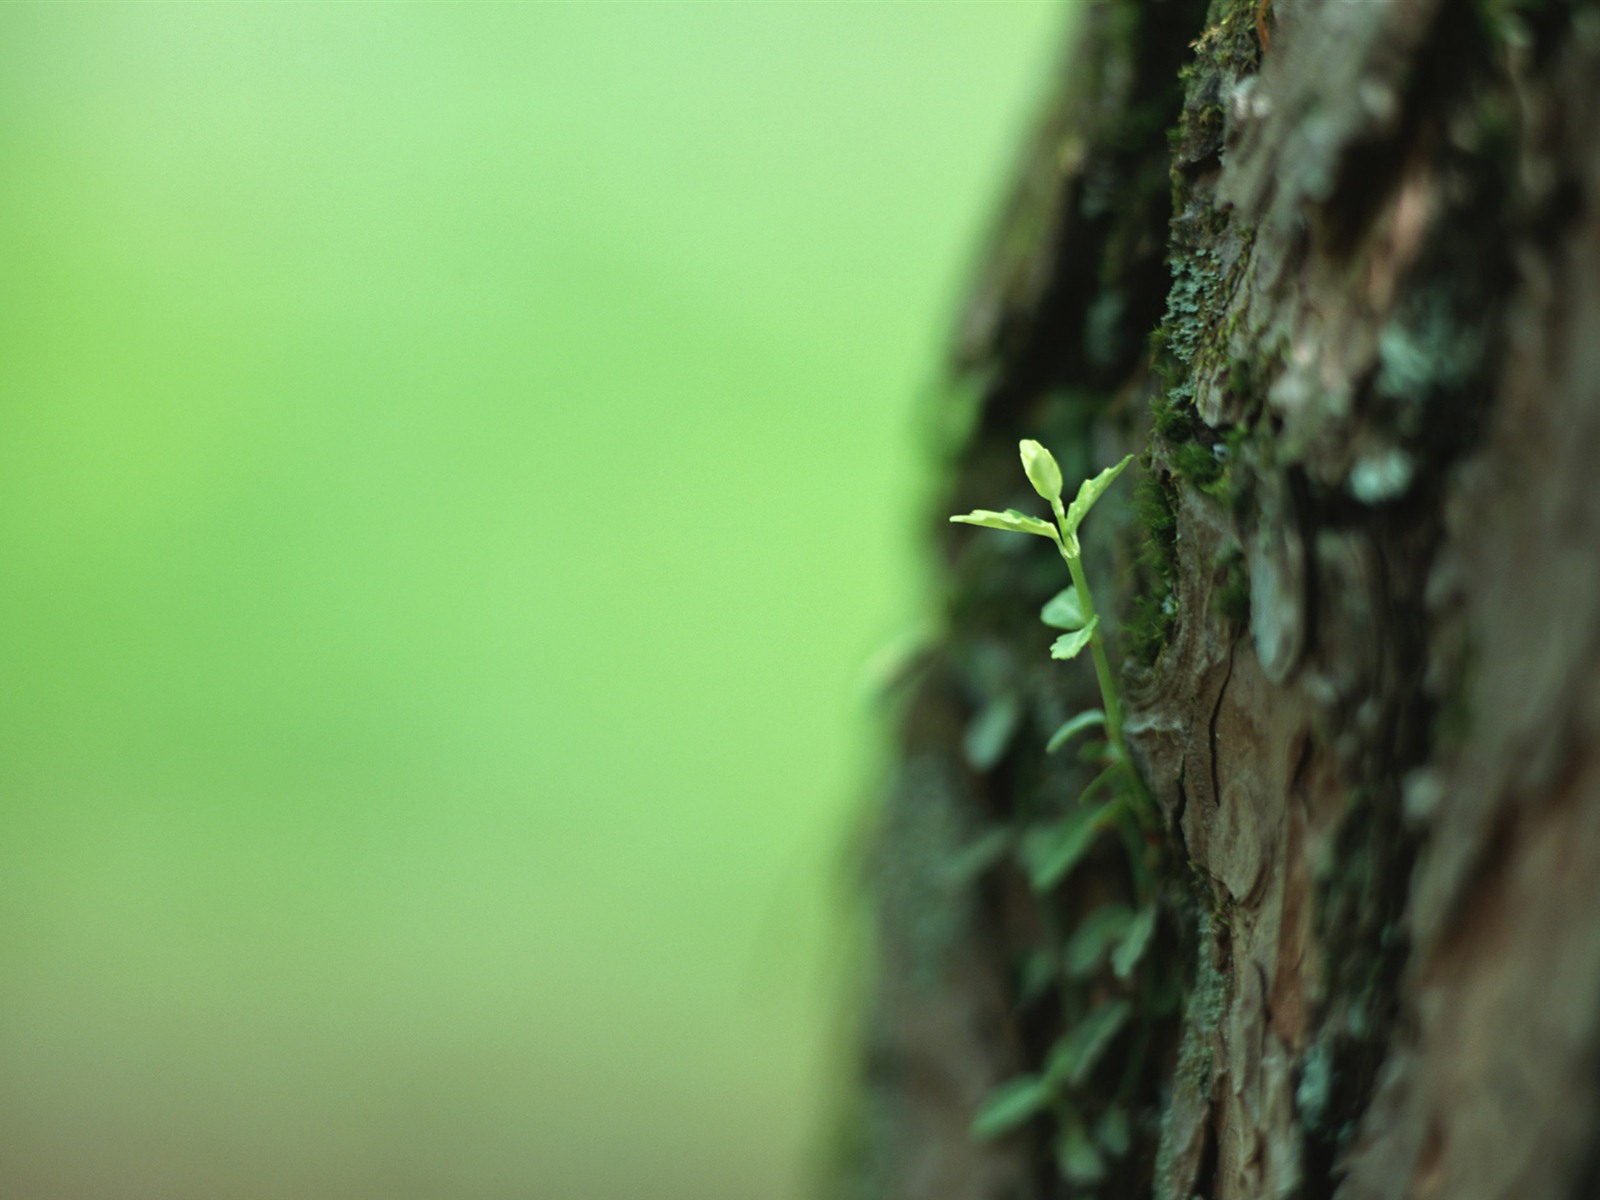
0,5 -> 1062,1198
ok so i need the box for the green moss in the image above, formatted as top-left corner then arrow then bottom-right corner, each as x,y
1134,403 -> 1257,661
1134,6 -> 1264,513
1148,360 -> 1191,442
1129,0 -> 1274,662
1171,440 -> 1223,489
1168,0 -> 1262,177
1128,465 -> 1180,666
1157,0 -> 1266,394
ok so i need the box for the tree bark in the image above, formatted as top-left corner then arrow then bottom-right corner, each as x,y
846,2 -> 1600,1198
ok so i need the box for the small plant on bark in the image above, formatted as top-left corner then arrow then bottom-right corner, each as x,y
950,439 -> 1151,830
950,440 -> 1166,1185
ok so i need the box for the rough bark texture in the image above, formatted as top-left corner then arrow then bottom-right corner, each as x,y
848,2 -> 1600,1199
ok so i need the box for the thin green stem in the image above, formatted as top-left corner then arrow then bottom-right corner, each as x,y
1050,497 -> 1153,822
1063,552 -> 1123,750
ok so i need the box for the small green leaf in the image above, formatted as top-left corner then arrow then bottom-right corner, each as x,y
1063,903 -> 1135,977
1055,1117 -> 1106,1185
1049,616 -> 1100,661
949,508 -> 1060,542
1062,453 -> 1135,536
1045,999 -> 1132,1089
1019,439 -> 1063,502
1020,799 -> 1116,891
1111,904 -> 1159,980
963,695 -> 1021,771
1095,1106 -> 1132,1158
971,1075 -> 1051,1140
1040,587 -> 1086,630
1045,709 -> 1105,754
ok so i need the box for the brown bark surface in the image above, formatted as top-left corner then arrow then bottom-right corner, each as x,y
848,3 -> 1600,1198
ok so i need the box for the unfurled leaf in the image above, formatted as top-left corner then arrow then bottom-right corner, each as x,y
1046,709 -> 1105,754
963,695 -> 1021,771
1062,454 -> 1135,536
1019,439 -> 1063,502
1040,587 -> 1086,629
1055,1117 -> 1106,1185
949,508 -> 1060,542
1111,904 -> 1159,980
1095,1106 -> 1132,1157
971,1075 -> 1051,1140
1044,999 -> 1132,1089
1063,903 -> 1135,978
1020,799 -> 1116,891
1049,616 -> 1099,661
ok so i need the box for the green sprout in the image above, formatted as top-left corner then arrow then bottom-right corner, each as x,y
950,439 -> 1149,823
953,440 -> 1168,1171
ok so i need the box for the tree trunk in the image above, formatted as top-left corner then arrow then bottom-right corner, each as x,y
846,2 -> 1600,1198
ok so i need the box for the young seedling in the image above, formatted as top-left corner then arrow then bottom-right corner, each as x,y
953,441 -> 1168,1173
950,440 -> 1150,823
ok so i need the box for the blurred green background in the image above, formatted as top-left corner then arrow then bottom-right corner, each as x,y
0,5 -> 1060,1198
